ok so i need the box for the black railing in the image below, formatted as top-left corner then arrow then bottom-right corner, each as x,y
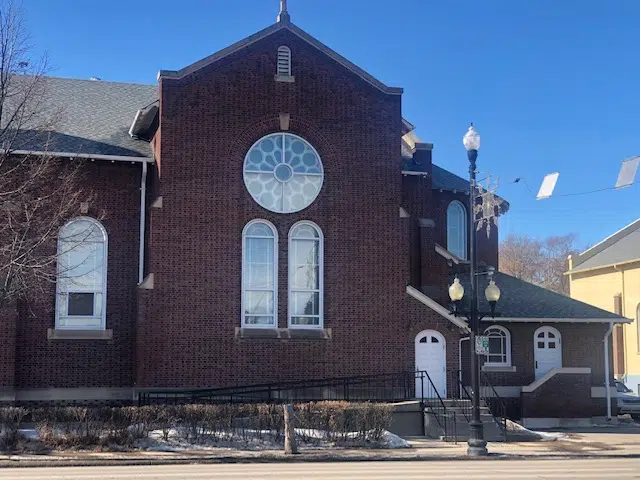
480,371 -> 509,442
138,370 -> 456,441
455,369 -> 509,442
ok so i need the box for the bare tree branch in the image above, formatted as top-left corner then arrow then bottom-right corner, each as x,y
0,1 -> 92,309
499,233 -> 580,295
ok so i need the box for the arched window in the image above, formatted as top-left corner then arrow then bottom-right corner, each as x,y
277,45 -> 292,77
242,220 -> 278,328
484,325 -> 511,366
447,201 -> 467,260
289,222 -> 323,328
55,217 -> 108,330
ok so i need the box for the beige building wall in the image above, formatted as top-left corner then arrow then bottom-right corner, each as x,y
569,262 -> 640,393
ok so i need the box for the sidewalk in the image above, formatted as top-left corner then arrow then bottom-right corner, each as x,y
1,428 -> 639,467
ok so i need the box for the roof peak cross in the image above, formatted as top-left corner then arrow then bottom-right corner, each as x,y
277,0 -> 290,23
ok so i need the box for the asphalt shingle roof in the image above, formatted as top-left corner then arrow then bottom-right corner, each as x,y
15,76 -> 157,158
456,272 -> 620,319
569,219 -> 640,273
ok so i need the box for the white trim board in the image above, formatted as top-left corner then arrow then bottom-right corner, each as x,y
522,367 -> 591,393
10,149 -> 153,163
483,317 -> 632,324
406,285 -> 469,332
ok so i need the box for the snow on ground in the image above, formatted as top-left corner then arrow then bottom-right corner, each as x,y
505,421 -> 569,441
136,428 -> 410,452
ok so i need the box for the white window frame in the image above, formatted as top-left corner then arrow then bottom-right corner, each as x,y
277,45 -> 292,77
288,221 -> 324,329
241,219 -> 278,329
447,200 -> 467,260
55,217 -> 108,331
483,325 -> 511,367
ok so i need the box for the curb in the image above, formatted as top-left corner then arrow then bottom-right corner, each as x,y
1,452 -> 640,468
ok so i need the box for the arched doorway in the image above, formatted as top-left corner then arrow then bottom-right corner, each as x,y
534,326 -> 562,379
415,330 -> 446,398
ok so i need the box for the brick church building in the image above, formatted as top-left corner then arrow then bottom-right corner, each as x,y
0,4 -> 628,424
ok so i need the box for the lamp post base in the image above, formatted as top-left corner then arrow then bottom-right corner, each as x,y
466,420 -> 488,457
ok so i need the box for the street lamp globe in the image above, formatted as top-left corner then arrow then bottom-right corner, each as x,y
448,277 -> 465,302
485,279 -> 501,303
463,124 -> 481,151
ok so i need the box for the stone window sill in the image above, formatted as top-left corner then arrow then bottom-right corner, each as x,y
482,365 -> 516,373
235,327 -> 331,340
47,329 -> 113,340
274,74 -> 295,83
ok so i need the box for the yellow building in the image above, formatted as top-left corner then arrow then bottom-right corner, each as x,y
567,219 -> 640,394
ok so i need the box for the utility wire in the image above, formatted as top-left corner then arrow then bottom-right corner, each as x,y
510,178 -> 639,199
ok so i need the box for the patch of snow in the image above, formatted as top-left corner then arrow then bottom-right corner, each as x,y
380,430 -> 411,448
505,420 -> 569,441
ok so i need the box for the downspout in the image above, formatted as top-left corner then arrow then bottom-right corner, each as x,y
138,161 -> 148,284
604,320 -> 614,420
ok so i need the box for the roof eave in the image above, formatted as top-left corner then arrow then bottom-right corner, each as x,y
10,150 -> 154,164
484,317 -> 630,324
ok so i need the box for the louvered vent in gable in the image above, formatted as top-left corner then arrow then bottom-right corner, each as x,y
275,46 -> 294,82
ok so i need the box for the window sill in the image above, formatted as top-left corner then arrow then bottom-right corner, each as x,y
274,74 -> 295,83
47,329 -> 113,340
482,365 -> 516,373
235,327 -> 331,340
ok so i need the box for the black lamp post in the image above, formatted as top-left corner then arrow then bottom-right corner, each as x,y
448,124 -> 502,457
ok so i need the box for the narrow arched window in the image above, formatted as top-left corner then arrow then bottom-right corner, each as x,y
289,222 -> 323,328
484,325 -> 511,366
242,220 -> 278,327
447,201 -> 467,260
277,46 -> 292,77
56,217 -> 108,330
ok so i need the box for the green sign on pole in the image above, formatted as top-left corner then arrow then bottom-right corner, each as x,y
475,336 -> 489,355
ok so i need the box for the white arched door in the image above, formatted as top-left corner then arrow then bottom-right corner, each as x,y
534,326 -> 562,379
415,330 -> 446,398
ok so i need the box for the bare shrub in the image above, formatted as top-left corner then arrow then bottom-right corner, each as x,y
0,406 -> 27,451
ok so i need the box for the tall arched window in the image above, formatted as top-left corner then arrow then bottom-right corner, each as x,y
289,222 -> 323,328
242,220 -> 278,328
56,217 -> 108,330
484,325 -> 511,366
277,45 -> 292,77
447,201 -> 467,260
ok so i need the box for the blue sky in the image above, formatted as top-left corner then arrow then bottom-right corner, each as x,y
22,0 -> 640,248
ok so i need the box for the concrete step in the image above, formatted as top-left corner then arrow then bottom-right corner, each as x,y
424,411 -> 506,443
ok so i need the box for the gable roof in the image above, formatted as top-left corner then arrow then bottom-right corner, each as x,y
456,272 -> 625,321
568,219 -> 640,274
159,20 -> 402,95
14,76 -> 157,158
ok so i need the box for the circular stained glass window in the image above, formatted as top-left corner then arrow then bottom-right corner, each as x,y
243,133 -> 324,213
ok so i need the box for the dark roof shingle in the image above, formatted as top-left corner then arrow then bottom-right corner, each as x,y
457,272 -> 621,320
15,76 -> 157,158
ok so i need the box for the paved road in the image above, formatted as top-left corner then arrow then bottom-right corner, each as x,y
2,459 -> 639,479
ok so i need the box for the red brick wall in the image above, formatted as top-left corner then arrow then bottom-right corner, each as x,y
461,322 -> 612,388
521,372 -> 606,418
137,29 -> 407,388
0,304 -> 17,389
13,162 -> 141,389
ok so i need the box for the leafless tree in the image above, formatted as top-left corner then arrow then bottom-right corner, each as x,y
499,233 -> 579,295
0,1 -> 90,309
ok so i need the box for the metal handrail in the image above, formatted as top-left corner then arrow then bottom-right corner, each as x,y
480,370 -> 509,442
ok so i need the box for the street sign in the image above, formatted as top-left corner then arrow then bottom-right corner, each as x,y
475,336 -> 490,355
